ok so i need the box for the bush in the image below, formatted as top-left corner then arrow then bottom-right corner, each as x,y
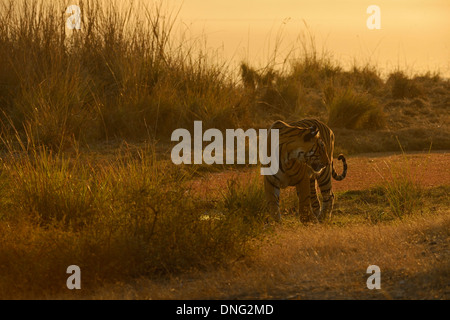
375,147 -> 424,218
327,89 -> 385,130
387,71 -> 424,99
221,172 -> 269,231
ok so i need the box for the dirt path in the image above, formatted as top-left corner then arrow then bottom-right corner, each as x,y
332,151 -> 450,191
190,151 -> 450,195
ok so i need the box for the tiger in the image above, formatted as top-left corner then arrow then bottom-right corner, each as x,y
263,118 -> 347,222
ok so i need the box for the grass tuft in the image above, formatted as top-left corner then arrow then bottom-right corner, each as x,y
374,143 -> 426,218
326,89 -> 386,130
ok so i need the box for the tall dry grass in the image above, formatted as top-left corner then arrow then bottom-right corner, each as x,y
0,0 -> 446,152
373,142 -> 429,218
0,0 -> 249,149
0,132 -> 270,298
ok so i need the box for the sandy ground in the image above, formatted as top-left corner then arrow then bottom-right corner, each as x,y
332,151 -> 449,191
189,151 -> 449,196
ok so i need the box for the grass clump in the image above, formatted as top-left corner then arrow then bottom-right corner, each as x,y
375,148 -> 425,218
387,71 -> 424,99
4,147 -> 98,227
221,172 -> 269,232
380,161 -> 423,218
326,89 -> 386,130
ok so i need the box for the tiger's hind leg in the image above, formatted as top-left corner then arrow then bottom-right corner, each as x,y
264,177 -> 281,222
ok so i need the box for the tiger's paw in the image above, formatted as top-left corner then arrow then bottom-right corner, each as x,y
298,207 -> 317,224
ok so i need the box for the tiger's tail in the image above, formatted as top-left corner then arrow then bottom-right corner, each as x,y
332,154 -> 347,181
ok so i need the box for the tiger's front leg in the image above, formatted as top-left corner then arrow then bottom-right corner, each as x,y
264,177 -> 281,222
295,178 -> 314,223
317,169 -> 334,221
309,178 -> 321,218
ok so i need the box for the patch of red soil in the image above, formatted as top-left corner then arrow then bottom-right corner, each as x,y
189,152 -> 449,196
332,151 -> 449,192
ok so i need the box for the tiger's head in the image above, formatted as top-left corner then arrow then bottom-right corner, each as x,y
303,128 -> 329,174
273,121 -> 329,174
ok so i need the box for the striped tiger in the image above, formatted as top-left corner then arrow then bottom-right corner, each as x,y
264,118 -> 347,222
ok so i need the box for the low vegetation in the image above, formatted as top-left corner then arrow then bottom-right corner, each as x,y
0,136 -> 269,298
378,159 -> 424,218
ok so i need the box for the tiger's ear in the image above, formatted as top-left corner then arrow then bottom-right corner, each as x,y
303,126 -> 320,142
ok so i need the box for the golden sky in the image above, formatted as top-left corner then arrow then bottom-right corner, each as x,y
174,0 -> 450,76
60,0 -> 450,76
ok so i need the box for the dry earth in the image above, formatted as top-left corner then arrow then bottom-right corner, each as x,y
189,151 -> 449,195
